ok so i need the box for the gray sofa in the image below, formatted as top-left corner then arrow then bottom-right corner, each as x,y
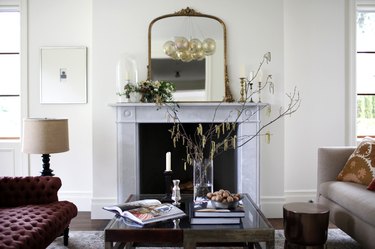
317,147 -> 375,249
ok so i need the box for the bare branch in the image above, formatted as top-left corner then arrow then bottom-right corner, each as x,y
164,52 -> 301,166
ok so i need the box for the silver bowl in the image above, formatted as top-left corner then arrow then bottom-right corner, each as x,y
210,198 -> 241,209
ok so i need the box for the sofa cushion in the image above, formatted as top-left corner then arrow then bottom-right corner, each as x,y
319,181 -> 375,227
337,137 -> 375,186
0,201 -> 77,249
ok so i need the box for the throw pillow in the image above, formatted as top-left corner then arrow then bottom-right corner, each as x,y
367,178 -> 375,191
337,137 -> 375,186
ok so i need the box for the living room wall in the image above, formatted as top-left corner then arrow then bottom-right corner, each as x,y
23,0 -> 351,218
283,0 -> 351,200
26,0 -> 93,210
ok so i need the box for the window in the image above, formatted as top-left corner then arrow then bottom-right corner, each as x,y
0,9 -> 20,138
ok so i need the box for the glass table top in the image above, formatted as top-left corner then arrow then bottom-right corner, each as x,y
105,193 -> 273,231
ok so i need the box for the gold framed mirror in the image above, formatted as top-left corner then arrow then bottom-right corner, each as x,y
148,7 -> 233,102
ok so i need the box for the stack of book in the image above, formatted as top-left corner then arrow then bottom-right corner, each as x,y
189,201 -> 245,225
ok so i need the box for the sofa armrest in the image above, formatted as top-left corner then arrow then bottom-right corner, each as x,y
317,147 -> 355,188
0,176 -> 61,207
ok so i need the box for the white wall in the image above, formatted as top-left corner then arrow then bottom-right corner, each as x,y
283,0 -> 349,205
26,0 -> 93,210
17,0 -> 351,218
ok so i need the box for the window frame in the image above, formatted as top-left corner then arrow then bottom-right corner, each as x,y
356,5 -> 375,138
0,6 -> 21,139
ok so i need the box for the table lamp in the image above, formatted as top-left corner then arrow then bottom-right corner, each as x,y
22,118 -> 69,176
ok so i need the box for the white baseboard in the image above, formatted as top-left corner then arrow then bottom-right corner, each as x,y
58,191 -> 92,211
260,189 -> 317,218
91,197 -> 117,219
260,196 -> 285,218
284,189 -> 317,203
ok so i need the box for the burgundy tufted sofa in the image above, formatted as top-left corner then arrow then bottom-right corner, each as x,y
0,176 -> 78,249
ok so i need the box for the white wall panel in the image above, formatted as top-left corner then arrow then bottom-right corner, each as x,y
27,0 -> 92,211
284,0 -> 347,193
0,148 -> 15,176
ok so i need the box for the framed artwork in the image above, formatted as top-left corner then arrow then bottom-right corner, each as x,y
40,47 -> 87,104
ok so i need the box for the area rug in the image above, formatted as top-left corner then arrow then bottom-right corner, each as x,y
47,229 -> 362,249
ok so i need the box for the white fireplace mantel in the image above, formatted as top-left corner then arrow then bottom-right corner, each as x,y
111,102 -> 264,206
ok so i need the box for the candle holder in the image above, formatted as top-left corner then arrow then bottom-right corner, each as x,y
249,81 -> 254,103
239,77 -> 247,102
172,179 -> 181,206
161,170 -> 173,203
258,81 -> 262,103
173,218 -> 180,229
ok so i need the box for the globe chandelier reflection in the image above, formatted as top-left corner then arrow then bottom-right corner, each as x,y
163,36 -> 216,62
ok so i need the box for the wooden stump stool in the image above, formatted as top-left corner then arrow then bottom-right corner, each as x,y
283,202 -> 329,249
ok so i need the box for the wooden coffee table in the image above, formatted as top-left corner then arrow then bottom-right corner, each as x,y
104,193 -> 274,249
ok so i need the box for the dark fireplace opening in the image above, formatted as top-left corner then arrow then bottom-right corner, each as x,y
139,123 -> 237,195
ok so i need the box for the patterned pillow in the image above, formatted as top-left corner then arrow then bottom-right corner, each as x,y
337,137 -> 375,186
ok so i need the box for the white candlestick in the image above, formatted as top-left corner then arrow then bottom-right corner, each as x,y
239,65 -> 246,78
249,71 -> 254,81
124,70 -> 129,81
166,152 -> 171,171
257,69 -> 263,82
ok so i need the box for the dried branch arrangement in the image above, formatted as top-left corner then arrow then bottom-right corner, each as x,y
166,52 -> 301,169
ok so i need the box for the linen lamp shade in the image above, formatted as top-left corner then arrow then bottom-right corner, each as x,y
22,118 -> 69,154
22,118 -> 69,176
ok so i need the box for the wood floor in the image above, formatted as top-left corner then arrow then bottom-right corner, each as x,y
69,212 -> 110,231
69,212 -> 285,231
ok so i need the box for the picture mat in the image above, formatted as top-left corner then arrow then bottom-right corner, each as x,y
40,47 -> 87,104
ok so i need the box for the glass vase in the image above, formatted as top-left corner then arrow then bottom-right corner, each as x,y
116,54 -> 138,101
193,158 -> 213,200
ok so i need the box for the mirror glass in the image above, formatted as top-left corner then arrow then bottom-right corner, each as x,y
148,8 -> 233,102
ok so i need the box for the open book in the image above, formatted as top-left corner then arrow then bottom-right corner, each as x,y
103,199 -> 185,225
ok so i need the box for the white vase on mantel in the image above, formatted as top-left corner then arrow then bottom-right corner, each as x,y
129,92 -> 142,102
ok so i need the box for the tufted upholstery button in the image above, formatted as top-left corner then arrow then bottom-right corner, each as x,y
24,225 -> 32,230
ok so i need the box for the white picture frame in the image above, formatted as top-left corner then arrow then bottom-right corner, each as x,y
40,47 -> 87,104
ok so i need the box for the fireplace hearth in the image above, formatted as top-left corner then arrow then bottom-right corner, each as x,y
112,102 -> 263,206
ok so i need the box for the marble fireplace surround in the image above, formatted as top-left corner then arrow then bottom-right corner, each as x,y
112,102 -> 263,206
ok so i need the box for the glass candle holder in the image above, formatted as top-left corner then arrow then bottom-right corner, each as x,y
172,179 -> 181,206
116,54 -> 138,101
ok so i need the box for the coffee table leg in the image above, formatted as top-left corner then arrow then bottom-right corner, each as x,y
124,242 -> 135,249
246,242 -> 254,249
105,241 -> 113,249
183,240 -> 196,249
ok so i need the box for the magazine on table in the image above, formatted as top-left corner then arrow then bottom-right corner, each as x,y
103,199 -> 186,225
103,199 -> 162,214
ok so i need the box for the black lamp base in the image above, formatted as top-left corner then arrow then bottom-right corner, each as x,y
41,154 -> 54,176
